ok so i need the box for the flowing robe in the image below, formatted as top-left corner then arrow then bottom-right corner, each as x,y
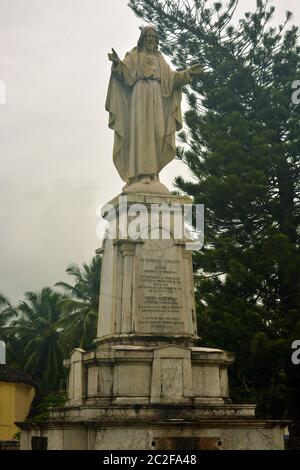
105,48 -> 191,182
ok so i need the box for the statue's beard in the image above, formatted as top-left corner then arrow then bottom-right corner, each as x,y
145,41 -> 155,52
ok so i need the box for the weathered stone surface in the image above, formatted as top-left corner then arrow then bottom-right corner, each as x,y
96,193 -> 198,345
66,349 -> 85,406
150,346 -> 193,404
97,238 -> 117,338
62,345 -> 234,407
19,418 -> 285,450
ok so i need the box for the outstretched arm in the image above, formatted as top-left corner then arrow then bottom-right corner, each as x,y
107,48 -> 135,86
173,64 -> 204,88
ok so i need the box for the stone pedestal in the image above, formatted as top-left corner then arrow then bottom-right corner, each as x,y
66,344 -> 233,408
19,192 -> 287,450
96,193 -> 198,347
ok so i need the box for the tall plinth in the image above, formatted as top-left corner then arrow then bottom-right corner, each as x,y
19,192 -> 287,450
96,192 -> 198,348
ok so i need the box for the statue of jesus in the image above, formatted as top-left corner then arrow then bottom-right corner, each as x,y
106,26 -> 203,192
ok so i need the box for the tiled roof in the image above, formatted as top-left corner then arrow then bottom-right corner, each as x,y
0,364 -> 37,387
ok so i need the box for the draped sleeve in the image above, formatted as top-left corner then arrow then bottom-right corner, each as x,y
111,52 -> 137,87
173,69 -> 192,88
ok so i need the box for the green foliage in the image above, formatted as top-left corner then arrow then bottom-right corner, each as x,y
0,293 -> 16,341
56,255 -> 101,352
0,256 -> 101,396
9,288 -> 66,393
30,392 -> 67,422
128,0 -> 300,445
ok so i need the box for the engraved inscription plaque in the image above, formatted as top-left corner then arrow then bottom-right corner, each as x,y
134,239 -> 185,334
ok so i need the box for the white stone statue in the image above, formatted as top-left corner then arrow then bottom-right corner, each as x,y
106,26 -> 203,192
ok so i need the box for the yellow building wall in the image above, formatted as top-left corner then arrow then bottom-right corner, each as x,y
0,381 -> 35,440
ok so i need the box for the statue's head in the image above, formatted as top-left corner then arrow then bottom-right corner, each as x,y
137,26 -> 159,53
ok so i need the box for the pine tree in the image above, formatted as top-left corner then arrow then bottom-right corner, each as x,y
128,0 -> 300,448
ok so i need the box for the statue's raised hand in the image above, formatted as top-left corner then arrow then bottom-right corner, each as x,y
108,48 -> 120,65
188,64 -> 204,78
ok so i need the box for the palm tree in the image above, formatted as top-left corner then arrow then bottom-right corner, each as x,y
11,288 -> 66,392
0,293 -> 10,307
0,293 -> 16,341
56,255 -> 101,352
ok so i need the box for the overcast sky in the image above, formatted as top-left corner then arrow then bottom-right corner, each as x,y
0,0 -> 299,304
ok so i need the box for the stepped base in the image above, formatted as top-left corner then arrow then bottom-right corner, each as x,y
19,407 -> 286,450
19,345 -> 286,449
